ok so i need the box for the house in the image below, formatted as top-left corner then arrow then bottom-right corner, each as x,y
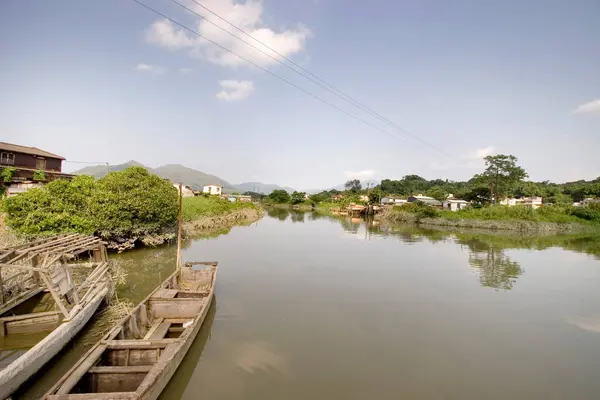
380,196 -> 407,205
224,194 -> 252,203
172,183 -> 195,197
582,198 -> 600,207
0,142 -> 71,181
1,142 -> 73,196
202,184 -> 222,195
407,194 -> 442,207
500,197 -> 543,209
359,195 -> 369,202
443,199 -> 469,212
332,194 -> 345,202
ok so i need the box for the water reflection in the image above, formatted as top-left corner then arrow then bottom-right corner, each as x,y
327,214 -> 599,290
266,207 -> 290,221
290,211 -> 306,223
464,240 -> 523,290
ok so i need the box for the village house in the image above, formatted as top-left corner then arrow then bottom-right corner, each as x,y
172,183 -> 195,197
407,194 -> 442,207
500,196 -> 543,209
443,198 -> 469,211
359,195 -> 369,202
581,198 -> 600,207
1,141 -> 73,197
224,194 -> 252,203
380,196 -> 408,206
202,184 -> 222,195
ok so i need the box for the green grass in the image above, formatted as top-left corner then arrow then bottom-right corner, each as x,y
182,196 -> 259,222
436,205 -> 593,224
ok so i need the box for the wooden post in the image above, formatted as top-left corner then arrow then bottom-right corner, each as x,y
176,183 -> 183,271
0,269 -> 4,305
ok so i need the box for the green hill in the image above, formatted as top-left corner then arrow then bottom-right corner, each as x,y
72,161 -> 237,192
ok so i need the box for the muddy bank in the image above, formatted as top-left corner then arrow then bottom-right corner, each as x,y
183,207 -> 265,237
376,208 -> 595,234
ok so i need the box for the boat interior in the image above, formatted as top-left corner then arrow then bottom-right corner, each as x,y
50,262 -> 217,397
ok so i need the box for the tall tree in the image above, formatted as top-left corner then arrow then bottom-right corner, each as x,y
474,154 -> 528,203
268,189 -> 291,204
290,191 -> 307,205
345,179 -> 362,193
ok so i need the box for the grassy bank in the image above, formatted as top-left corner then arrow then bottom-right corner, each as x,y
182,196 -> 264,237
378,203 -> 600,234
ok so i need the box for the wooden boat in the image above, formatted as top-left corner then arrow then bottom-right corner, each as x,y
0,234 -> 113,399
43,260 -> 218,399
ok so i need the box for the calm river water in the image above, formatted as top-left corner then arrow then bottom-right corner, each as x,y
16,210 -> 600,399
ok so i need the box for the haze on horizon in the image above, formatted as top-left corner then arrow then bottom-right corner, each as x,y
1,0 -> 599,189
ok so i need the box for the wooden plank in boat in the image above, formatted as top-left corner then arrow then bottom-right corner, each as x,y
151,289 -> 177,299
143,318 -> 165,340
88,365 -> 153,374
147,321 -> 171,340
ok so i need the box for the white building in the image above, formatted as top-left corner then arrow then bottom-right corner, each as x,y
500,197 -> 543,209
582,198 -> 600,207
443,199 -> 469,211
203,184 -> 222,195
381,196 -> 407,205
173,183 -> 195,197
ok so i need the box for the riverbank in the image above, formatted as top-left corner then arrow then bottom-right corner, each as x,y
376,204 -> 600,234
0,197 -> 264,251
183,202 -> 264,237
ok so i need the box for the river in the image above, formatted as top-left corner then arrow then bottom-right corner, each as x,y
15,209 -> 600,399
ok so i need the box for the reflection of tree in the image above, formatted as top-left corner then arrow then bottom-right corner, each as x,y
266,207 -> 290,221
290,211 -> 306,223
464,239 -> 523,290
339,217 -> 360,233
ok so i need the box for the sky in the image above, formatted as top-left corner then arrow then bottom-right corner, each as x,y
1,0 -> 599,190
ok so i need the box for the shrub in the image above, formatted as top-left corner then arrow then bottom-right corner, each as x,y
571,207 -> 600,222
32,170 -> 46,181
90,167 -> 178,240
3,175 -> 96,235
1,167 -> 16,182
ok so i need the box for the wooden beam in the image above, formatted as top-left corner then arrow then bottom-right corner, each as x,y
0,287 -> 44,315
88,365 -> 153,374
55,344 -> 107,395
0,263 -> 45,272
39,271 -> 70,318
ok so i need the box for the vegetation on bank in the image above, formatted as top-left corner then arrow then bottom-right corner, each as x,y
380,202 -> 600,233
182,196 -> 261,222
1,166 -> 262,250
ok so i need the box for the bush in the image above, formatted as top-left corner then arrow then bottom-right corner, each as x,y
571,207 -> 600,222
3,175 -> 96,235
3,167 -> 179,242
1,167 -> 15,182
32,170 -> 46,181
90,167 -> 178,240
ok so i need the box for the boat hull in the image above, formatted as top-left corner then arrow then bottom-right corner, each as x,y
0,287 -> 108,399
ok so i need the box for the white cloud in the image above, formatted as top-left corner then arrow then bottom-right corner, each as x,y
135,63 -> 166,74
135,63 -> 154,71
145,0 -> 311,68
469,146 -> 495,160
216,80 -> 254,101
344,169 -> 375,180
179,68 -> 193,74
573,99 -> 600,114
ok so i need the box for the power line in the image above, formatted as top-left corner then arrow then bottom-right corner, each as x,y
132,0 -> 408,144
169,0 -> 454,159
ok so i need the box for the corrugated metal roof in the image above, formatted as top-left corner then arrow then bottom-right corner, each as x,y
0,142 -> 65,160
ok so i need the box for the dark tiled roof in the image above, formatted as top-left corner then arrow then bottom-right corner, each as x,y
0,142 -> 65,160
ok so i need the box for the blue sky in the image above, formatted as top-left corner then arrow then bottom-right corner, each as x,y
1,0 -> 599,190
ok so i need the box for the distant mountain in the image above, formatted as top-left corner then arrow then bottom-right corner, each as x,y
234,182 -> 295,195
71,161 -> 154,178
305,180 -> 379,194
72,161 -> 237,192
154,164 -> 236,192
